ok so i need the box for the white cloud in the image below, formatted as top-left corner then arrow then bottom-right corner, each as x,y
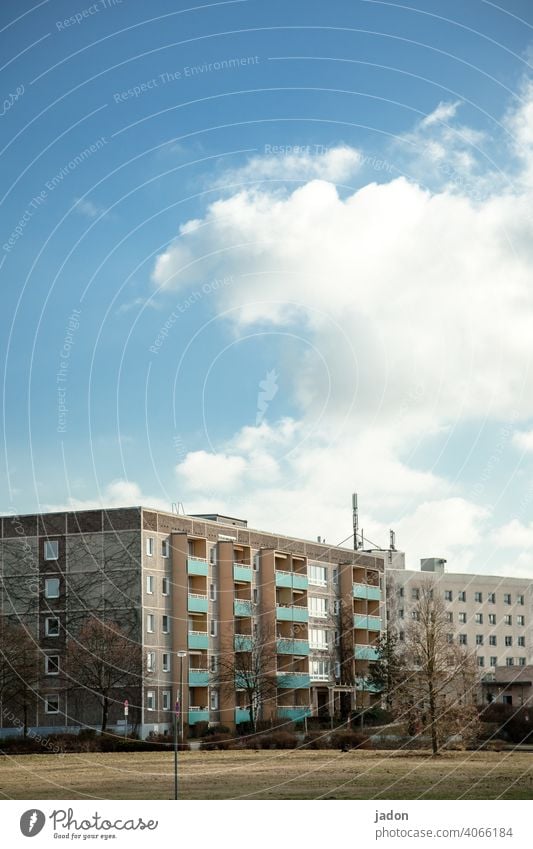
215,144 -> 363,188
74,197 -> 105,219
44,479 -> 170,513
512,429 -> 533,452
421,100 -> 462,127
176,451 -> 247,492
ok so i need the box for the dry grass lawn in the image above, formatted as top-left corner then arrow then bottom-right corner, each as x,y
0,749 -> 531,800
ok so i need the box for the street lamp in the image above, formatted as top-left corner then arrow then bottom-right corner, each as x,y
174,650 -> 187,801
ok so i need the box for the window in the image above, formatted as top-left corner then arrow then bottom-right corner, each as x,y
506,658 -> 514,667
162,615 -> 170,634
411,610 -> 420,621
399,630 -> 405,641
459,634 -> 467,645
333,568 -> 339,585
146,614 -> 154,633
45,617 -> 59,637
146,575 -> 154,594
399,608 -> 404,619
162,690 -> 171,711
458,590 -> 466,602
488,613 -> 496,625
253,554 -> 259,571
446,612 -> 453,622
504,615 -> 512,626
477,657 -> 485,667
488,592 -> 496,604
446,633 -> 454,644
309,628 -> 328,649
505,636 -> 513,647
210,690 -> 218,710
162,653 -> 170,672
475,613 -> 483,624
444,590 -> 453,601
308,596 -> 327,618
458,612 -> 467,624
490,656 -> 498,667
44,577 -> 60,599
518,636 -> 525,647
517,615 -> 525,626
310,659 -> 330,680
145,537 -> 154,556
476,634 -> 484,645
162,577 -> 170,596
474,591 -> 483,603
519,657 -> 526,666
210,655 -> 217,673
398,587 -> 404,598
308,563 -> 327,586
162,539 -> 169,558
503,593 -> 511,605
44,540 -> 59,560
489,635 -> 497,646
45,695 -> 59,714
210,619 -> 217,637
209,583 -> 216,601
411,587 -> 420,600
517,594 -> 524,605
147,651 -> 155,672
146,691 -> 155,711
45,655 -> 59,675
253,588 -> 258,604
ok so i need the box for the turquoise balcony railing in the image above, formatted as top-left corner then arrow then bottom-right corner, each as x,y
188,593 -> 208,613
188,631 -> 208,650
354,645 -> 380,661
234,634 -> 253,651
353,583 -> 381,601
188,709 -> 209,724
233,564 -> 252,582
234,599 -> 253,617
187,557 -> 208,576
276,605 -> 308,623
277,638 -> 309,655
353,614 -> 382,631
276,672 -> 311,689
277,706 -> 311,721
235,707 -> 251,724
275,570 -> 308,591
189,669 -> 209,686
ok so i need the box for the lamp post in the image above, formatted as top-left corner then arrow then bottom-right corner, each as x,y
174,650 -> 187,801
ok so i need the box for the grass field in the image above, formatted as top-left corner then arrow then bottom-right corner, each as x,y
0,750 -> 532,800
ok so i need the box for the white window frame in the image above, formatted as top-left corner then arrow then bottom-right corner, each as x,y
162,615 -> 170,634
44,540 -> 59,561
488,614 -> 496,625
517,615 -> 525,626
475,591 -> 483,603
505,636 -> 513,647
504,593 -> 511,605
458,612 -> 467,624
210,655 -> 217,673
146,575 -> 154,595
161,539 -> 169,558
162,652 -> 170,672
44,577 -> 60,599
45,617 -> 59,637
518,636 -> 526,647
490,656 -> 498,667
145,537 -> 154,557
309,628 -> 328,650
308,563 -> 327,587
162,690 -> 171,711
504,615 -> 512,626
162,577 -> 170,596
308,596 -> 327,619
209,583 -> 216,601
210,690 -> 218,710
475,613 -> 483,624
489,635 -> 497,646
146,613 -> 154,633
45,655 -> 59,675
45,694 -> 59,714
146,690 -> 155,711
147,651 -> 155,673
444,590 -> 453,602
210,619 -> 217,637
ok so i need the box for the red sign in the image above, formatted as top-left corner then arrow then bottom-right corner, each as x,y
124,699 -> 129,716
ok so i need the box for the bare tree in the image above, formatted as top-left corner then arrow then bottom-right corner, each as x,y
66,618 -> 142,733
400,579 -> 479,754
213,622 -> 277,731
0,623 -> 39,737
367,629 -> 406,712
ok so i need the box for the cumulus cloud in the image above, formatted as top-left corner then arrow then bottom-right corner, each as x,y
44,479 -> 171,513
512,429 -> 533,452
215,144 -> 363,188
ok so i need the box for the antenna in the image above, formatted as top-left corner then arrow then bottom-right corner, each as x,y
390,529 -> 396,551
352,493 -> 359,550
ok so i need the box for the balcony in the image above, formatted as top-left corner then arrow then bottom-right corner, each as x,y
188,631 -> 209,650
235,707 -> 251,724
354,645 -> 380,661
277,706 -> 312,720
187,557 -> 208,576
233,564 -> 252,582
234,599 -> 253,617
189,668 -> 209,686
355,678 -> 382,693
353,583 -> 381,601
188,708 -> 210,724
276,672 -> 311,689
277,638 -> 309,656
276,604 -> 308,623
309,672 -> 330,682
188,593 -> 208,613
353,614 -> 382,631
234,634 -> 253,651
275,569 -> 308,591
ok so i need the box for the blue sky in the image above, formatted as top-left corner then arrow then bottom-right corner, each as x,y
2,0 -> 533,576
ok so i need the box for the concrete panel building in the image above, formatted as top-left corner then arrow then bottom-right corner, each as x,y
0,506 -> 385,737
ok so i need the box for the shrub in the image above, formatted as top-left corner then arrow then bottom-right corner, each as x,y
330,729 -> 371,751
303,731 -> 330,749
203,725 -> 231,736
189,721 -> 209,739
199,733 -> 234,751
258,731 -> 297,750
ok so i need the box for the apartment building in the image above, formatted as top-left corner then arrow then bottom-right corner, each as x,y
0,506 -> 385,737
386,558 -> 533,673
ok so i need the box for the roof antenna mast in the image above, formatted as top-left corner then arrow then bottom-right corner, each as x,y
352,492 -> 359,551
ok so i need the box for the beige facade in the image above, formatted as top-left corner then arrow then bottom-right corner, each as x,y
0,506 -> 384,737
386,560 -> 533,674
